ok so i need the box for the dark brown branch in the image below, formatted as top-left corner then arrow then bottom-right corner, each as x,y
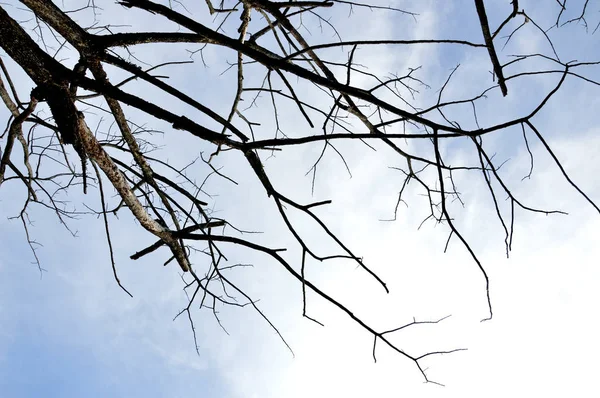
285,38 -> 486,60
91,160 -> 133,297
474,0 -> 508,96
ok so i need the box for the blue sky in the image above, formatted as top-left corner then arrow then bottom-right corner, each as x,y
1,0 -> 600,397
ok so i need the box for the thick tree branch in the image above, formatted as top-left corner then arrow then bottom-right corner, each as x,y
474,0 -> 508,96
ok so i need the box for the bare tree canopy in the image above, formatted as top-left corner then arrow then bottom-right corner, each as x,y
1,0 -> 599,387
